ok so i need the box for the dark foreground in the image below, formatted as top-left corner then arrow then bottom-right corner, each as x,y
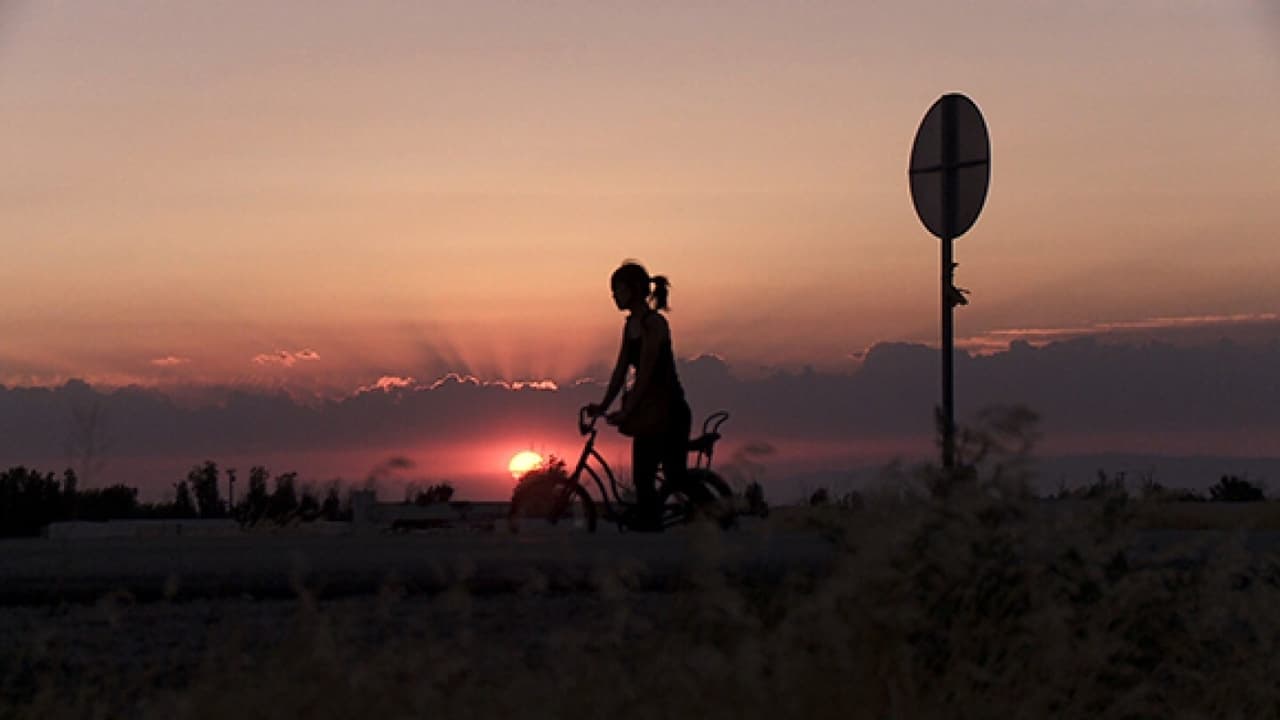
0,524 -> 835,604
4,502 -> 1280,719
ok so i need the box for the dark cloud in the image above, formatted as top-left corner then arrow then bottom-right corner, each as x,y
2,334 -> 1277,499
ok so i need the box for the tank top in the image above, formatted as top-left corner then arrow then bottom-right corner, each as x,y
623,311 -> 686,408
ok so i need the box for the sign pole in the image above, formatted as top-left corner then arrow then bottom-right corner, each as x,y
941,239 -> 955,471
941,97 -> 958,472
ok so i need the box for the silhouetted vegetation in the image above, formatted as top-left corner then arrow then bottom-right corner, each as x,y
0,467 -> 67,537
743,481 -> 769,518
1137,474 -> 1205,503
189,461 -> 226,518
169,479 -> 197,518
321,482 -> 344,521
268,472 -> 299,521
509,455 -> 571,517
0,462 -> 355,536
1209,474 -> 1265,502
74,484 -> 141,521
405,482 -> 456,506
1053,469 -> 1131,501
241,466 -> 271,525
11,404 -> 1280,717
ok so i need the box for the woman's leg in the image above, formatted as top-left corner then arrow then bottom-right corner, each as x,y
632,434 -> 661,530
660,403 -> 694,498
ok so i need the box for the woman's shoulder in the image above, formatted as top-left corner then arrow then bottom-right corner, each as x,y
641,311 -> 670,337
625,311 -> 670,340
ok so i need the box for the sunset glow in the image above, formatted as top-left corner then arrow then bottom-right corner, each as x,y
0,2 -> 1276,499
0,2 -> 1274,393
508,451 -> 544,480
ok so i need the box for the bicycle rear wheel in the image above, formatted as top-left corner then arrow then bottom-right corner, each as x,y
658,468 -> 734,529
692,467 -> 732,500
507,476 -> 598,534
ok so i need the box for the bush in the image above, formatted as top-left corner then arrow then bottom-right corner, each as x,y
510,456 -> 571,517
1209,474 -> 1264,502
808,487 -> 830,506
407,482 -> 455,506
743,481 -> 769,517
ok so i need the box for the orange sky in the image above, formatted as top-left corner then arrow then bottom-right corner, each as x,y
2,1 -> 1278,394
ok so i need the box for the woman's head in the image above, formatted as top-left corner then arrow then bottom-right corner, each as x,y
610,261 -> 670,312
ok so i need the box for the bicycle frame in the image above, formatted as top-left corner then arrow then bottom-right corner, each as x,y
568,407 -> 628,527
567,406 -> 728,530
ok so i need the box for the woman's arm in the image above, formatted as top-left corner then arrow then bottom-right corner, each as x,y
591,331 -> 630,415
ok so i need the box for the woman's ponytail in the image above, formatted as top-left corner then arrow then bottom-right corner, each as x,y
650,275 -> 670,311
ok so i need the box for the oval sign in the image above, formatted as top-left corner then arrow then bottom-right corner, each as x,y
909,94 -> 990,240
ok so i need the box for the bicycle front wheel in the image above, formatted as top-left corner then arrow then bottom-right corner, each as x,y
507,476 -> 598,534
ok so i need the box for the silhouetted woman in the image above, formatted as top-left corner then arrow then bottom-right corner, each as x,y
587,261 -> 690,531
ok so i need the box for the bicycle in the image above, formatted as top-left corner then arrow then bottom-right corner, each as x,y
507,406 -> 734,533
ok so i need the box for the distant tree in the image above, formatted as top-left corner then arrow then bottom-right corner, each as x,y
172,480 -> 197,519
241,466 -> 271,525
226,467 -> 238,510
189,461 -> 225,518
809,487 -> 830,506
0,466 -> 67,536
62,468 -> 79,519
297,484 -> 321,521
76,484 -> 140,521
268,471 -> 299,523
1209,475 -> 1264,502
321,482 -> 343,521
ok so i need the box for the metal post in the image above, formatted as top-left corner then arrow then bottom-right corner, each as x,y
941,240 -> 955,471
941,97 -> 958,472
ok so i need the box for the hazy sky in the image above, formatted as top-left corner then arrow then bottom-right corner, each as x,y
3,0 -> 1277,394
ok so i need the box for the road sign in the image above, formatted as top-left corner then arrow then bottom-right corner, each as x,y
909,94 -> 990,240
907,93 -> 990,475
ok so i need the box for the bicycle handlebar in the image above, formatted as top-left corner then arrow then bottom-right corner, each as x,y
580,406 -> 726,438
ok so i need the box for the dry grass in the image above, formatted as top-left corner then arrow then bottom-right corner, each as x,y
4,486 -> 1280,720
6,402 -> 1280,719
1133,501 -> 1280,530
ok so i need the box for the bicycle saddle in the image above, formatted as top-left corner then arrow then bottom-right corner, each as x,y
687,432 -> 720,454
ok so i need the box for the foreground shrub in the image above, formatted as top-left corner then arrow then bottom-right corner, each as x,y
8,478 -> 1280,719
1209,474 -> 1265,502
6,409 -> 1280,717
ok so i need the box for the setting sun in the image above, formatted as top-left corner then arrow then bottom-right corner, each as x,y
508,451 -> 544,480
